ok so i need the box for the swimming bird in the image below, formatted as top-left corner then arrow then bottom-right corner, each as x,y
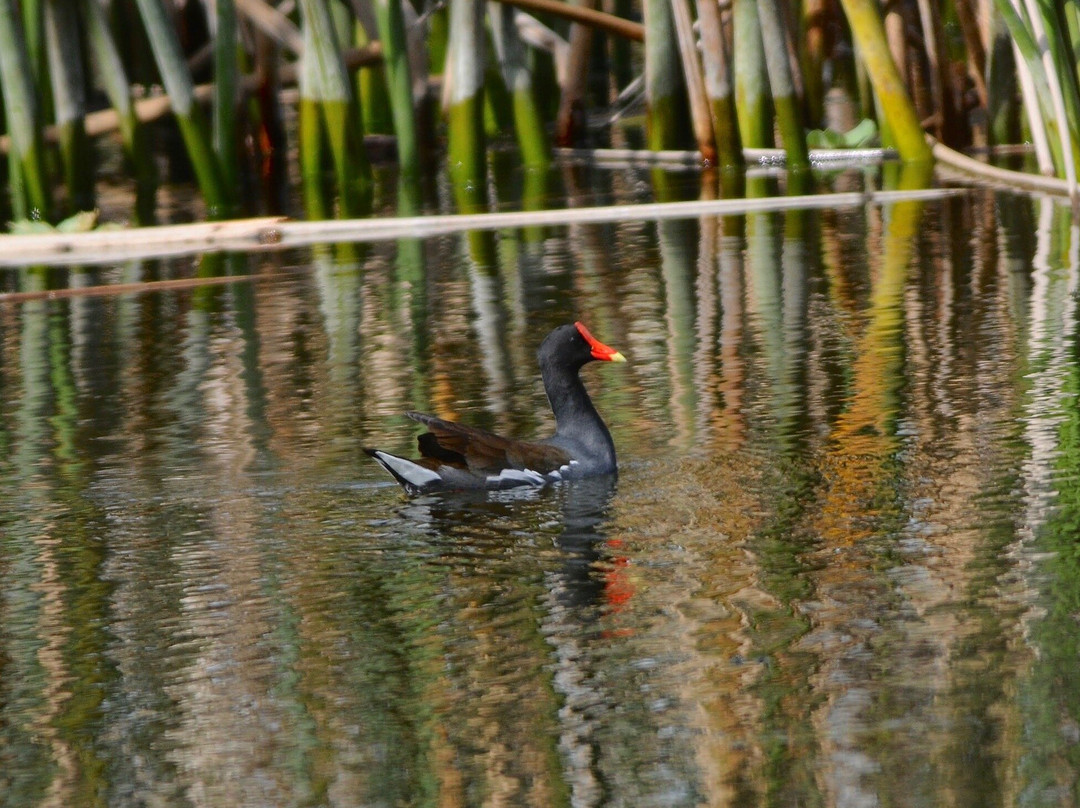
366,322 -> 626,493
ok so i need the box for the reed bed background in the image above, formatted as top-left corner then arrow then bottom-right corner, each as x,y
0,0 -> 1073,226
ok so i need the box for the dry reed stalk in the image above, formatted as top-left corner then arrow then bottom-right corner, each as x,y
671,0 -> 716,163
0,189 -> 965,267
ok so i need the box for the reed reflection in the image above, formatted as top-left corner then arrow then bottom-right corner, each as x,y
1013,200 -> 1080,805
659,217 -> 700,449
901,192 -> 1027,807
1,292 -> 118,807
768,179 -> 924,805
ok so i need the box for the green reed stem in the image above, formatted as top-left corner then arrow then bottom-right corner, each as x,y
446,0 -> 486,205
643,0 -> 686,150
732,0 -> 772,149
298,0 -> 371,216
133,0 -> 230,214
837,0 -> 931,163
758,0 -> 809,169
374,0 -> 420,175
46,0 -> 94,213
214,0 -> 240,199
81,0 -> 156,222
997,0 -> 1080,193
299,96 -> 328,219
986,12 -> 1021,146
21,0 -> 46,95
355,20 -> 393,135
489,1 -> 548,169
0,0 -> 50,219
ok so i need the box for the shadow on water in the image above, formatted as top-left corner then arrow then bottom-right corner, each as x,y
7,172 -> 1080,806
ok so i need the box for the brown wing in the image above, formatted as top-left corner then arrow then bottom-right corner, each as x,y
407,411 -> 570,475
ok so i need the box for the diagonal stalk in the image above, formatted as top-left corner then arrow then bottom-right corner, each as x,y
81,0 -> 156,222
836,0 -> 931,163
133,0 -> 230,214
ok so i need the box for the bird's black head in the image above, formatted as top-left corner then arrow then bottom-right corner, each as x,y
538,322 -> 625,370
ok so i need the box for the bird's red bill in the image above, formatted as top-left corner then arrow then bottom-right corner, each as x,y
575,322 -> 626,362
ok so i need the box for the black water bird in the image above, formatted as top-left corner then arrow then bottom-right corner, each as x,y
366,322 -> 626,493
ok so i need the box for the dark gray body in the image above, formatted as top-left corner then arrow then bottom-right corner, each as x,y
366,323 -> 621,493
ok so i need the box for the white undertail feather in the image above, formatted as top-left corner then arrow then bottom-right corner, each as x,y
372,451 -> 441,488
547,461 -> 578,481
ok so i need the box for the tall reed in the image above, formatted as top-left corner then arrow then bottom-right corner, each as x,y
0,0 -> 50,218
133,0 -> 230,213
837,0 -> 931,163
696,0 -> 740,170
298,0 -> 371,216
81,0 -> 156,222
995,0 -> 1080,196
733,0 -> 772,150
758,0 -> 808,169
671,0 -> 716,163
374,0 -> 420,176
446,0 -> 486,206
46,0 -> 94,213
643,0 -> 686,150
490,1 -> 549,169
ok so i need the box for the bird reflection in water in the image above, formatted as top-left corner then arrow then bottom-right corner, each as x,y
386,474 -> 629,808
548,474 -> 628,614
392,474 -> 625,614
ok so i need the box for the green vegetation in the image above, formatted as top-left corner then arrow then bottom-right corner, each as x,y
0,0 -> 1076,225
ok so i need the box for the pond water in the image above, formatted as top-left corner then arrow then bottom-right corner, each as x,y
3,172 -> 1080,807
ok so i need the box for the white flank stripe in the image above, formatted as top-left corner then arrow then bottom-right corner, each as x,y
554,460 -> 579,478
487,468 -> 547,486
374,451 -> 441,487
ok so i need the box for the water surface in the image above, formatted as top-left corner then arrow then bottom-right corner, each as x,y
2,181 -> 1080,806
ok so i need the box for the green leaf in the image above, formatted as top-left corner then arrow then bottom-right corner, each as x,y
807,119 -> 879,149
8,220 -> 56,234
55,210 -> 100,233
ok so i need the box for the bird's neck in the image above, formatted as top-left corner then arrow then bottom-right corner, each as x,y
543,365 -> 612,443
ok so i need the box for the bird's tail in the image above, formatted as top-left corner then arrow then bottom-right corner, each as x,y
364,448 -> 441,492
